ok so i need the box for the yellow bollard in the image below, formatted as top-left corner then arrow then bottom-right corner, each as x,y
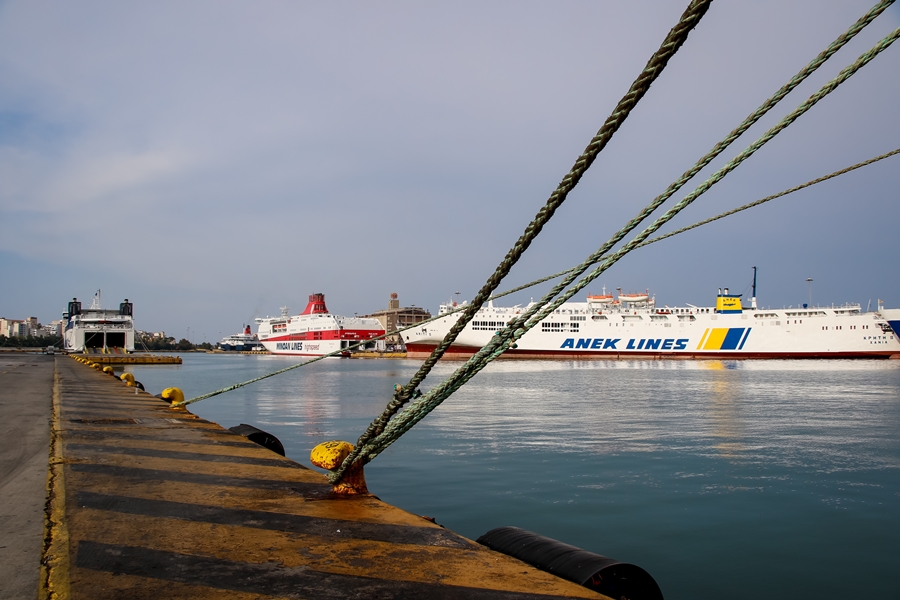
120,373 -> 135,384
310,441 -> 368,496
92,363 -> 102,370
160,387 -> 184,405
102,366 -> 115,376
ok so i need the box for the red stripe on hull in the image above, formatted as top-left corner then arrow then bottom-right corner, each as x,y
264,328 -> 381,343
403,343 -> 898,360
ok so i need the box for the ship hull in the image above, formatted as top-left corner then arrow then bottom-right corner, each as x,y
260,339 -> 344,356
405,343 -> 900,360
402,300 -> 900,360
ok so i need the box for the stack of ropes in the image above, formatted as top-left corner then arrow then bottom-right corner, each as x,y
328,0 -> 900,484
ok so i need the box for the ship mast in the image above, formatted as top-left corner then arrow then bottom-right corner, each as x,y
751,266 -> 758,309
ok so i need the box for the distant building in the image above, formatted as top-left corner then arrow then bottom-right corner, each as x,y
39,320 -> 63,337
2,316 -> 51,338
1,318 -> 28,338
136,330 -> 167,339
361,293 -> 431,346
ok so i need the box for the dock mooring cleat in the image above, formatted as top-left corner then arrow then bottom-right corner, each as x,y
310,440 -> 368,496
160,387 -> 184,405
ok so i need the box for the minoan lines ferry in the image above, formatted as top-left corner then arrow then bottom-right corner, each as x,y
402,282 -> 900,360
256,293 -> 384,356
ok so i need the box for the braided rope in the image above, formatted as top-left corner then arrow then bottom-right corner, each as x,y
385,0 -> 712,405
345,22 -> 900,470
326,0 -> 716,482
640,147 -> 900,248
177,2 -> 893,438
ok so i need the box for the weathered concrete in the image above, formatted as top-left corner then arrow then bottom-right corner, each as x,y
46,357 -> 605,599
0,354 -> 53,600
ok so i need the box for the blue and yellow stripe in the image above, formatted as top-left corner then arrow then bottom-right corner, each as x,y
697,328 -> 751,350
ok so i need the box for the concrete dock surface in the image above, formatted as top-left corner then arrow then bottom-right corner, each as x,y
13,356 -> 606,599
0,355 -> 53,600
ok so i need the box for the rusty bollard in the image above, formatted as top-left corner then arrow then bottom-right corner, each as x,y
310,441 -> 368,496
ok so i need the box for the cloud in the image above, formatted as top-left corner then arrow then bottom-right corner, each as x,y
1,0 -> 899,335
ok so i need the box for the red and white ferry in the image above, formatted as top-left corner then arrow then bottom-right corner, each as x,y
255,293 -> 384,356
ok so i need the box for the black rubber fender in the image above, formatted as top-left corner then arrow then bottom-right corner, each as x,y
477,526 -> 662,600
228,423 -> 285,456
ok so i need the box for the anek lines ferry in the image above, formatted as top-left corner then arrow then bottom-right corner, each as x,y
403,285 -> 900,360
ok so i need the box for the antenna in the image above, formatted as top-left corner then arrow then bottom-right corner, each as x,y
751,266 -> 758,309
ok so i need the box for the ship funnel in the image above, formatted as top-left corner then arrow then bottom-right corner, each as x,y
301,293 -> 329,315
244,325 -> 251,334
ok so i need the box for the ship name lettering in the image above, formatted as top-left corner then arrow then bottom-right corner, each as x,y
560,338 -> 690,351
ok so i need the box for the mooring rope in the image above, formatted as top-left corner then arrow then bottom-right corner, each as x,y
330,0 -> 897,476
177,1 -> 894,429
640,147 -> 900,248
326,0 -> 714,480
334,19 -> 900,477
181,131 -> 890,408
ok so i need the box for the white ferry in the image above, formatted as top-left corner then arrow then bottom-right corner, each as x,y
255,293 -> 384,356
63,293 -> 135,353
219,325 -> 265,352
402,281 -> 900,360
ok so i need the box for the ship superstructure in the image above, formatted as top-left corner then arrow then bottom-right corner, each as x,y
219,325 -> 265,352
403,285 -> 900,360
255,293 -> 384,356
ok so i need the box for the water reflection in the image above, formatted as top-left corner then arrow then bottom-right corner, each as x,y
127,356 -> 900,474
702,361 -> 747,460
126,355 -> 900,599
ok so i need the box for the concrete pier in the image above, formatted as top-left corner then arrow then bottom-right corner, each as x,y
71,354 -> 182,365
0,355 -> 53,600
33,357 -> 605,599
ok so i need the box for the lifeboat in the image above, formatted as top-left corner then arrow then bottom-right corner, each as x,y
618,289 -> 650,303
587,294 -> 614,304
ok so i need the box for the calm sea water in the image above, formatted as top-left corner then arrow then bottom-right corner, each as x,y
126,354 -> 900,599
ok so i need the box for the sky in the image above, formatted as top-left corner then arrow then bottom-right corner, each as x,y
1,0 -> 898,342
